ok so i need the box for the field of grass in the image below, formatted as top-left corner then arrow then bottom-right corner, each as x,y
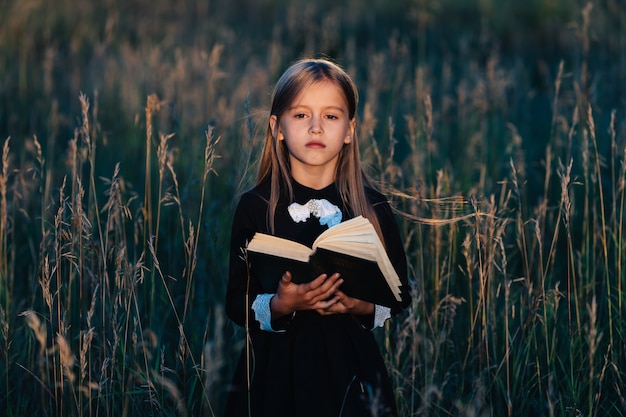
1,0 -> 625,415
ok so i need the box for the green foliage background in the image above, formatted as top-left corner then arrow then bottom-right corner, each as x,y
0,0 -> 625,416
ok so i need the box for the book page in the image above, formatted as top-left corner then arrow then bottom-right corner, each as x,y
246,233 -> 312,263
312,217 -> 370,244
317,241 -> 378,261
314,216 -> 402,298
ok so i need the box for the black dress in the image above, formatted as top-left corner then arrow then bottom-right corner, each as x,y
224,179 -> 411,417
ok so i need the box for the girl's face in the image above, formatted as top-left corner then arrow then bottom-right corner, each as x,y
270,80 -> 356,185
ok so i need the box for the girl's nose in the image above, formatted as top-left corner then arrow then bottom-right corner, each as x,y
309,116 -> 323,134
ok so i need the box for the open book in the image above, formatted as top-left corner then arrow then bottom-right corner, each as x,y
245,216 -> 403,307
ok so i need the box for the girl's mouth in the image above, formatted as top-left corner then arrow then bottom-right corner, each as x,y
306,141 -> 325,148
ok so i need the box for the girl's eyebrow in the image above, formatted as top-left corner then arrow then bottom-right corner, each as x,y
287,104 -> 346,113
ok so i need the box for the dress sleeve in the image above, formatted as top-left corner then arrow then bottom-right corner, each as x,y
373,305 -> 392,328
225,192 -> 266,330
225,191 -> 294,332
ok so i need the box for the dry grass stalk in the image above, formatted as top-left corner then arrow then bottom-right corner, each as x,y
0,137 -> 9,307
0,304 -> 8,354
21,310 -> 47,358
143,93 -> 161,247
152,370 -> 187,417
203,308 -> 224,417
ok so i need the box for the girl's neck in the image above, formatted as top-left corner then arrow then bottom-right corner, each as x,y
290,166 -> 336,190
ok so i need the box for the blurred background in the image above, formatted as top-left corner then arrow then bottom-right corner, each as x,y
3,0 -> 623,186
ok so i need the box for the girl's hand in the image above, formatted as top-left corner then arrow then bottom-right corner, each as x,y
316,289 -> 375,316
270,271 -> 344,318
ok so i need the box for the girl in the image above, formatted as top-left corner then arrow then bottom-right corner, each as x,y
225,58 -> 411,417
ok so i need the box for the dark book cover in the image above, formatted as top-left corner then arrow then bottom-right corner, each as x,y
246,247 -> 400,307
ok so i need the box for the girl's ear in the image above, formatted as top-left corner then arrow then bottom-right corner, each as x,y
344,118 -> 356,144
270,115 -> 284,140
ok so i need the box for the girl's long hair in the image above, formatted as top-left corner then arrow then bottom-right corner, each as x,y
256,58 -> 382,237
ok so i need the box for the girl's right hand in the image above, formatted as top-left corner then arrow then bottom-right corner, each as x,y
270,271 -> 343,318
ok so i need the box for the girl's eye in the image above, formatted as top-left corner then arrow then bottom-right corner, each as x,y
294,113 -> 308,119
325,114 -> 339,120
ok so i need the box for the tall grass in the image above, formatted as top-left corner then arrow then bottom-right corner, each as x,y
0,88 -> 223,415
1,0 -> 625,416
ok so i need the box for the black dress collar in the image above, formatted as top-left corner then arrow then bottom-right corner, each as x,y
290,178 -> 337,200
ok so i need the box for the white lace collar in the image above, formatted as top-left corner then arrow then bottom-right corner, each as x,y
287,199 -> 342,227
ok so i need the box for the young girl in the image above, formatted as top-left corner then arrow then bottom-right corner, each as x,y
225,58 -> 411,417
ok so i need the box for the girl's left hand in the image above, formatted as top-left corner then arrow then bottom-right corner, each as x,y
316,289 -> 375,316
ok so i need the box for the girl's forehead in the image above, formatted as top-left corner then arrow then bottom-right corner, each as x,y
290,80 -> 349,107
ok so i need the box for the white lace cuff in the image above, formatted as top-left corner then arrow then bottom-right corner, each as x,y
252,294 -> 286,333
373,305 -> 391,328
